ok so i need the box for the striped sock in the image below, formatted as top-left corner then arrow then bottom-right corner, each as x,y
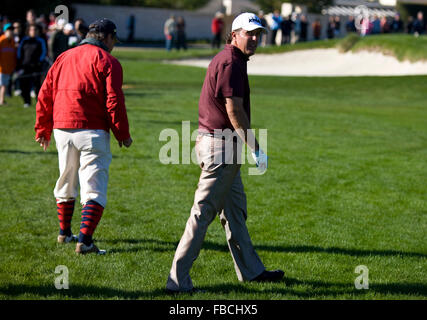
57,199 -> 75,236
78,200 -> 104,246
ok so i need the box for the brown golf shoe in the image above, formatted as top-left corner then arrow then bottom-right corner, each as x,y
75,242 -> 106,255
57,234 -> 78,244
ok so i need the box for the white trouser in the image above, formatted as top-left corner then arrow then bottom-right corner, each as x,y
53,129 -> 112,208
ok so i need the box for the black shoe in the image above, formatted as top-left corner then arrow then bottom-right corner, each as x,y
165,287 -> 205,295
251,270 -> 284,282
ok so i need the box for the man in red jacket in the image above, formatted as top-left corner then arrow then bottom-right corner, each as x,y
35,18 -> 132,255
211,12 -> 224,49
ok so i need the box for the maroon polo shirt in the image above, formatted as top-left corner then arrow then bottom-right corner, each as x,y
198,44 -> 250,134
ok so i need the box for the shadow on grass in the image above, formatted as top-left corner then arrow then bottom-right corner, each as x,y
202,278 -> 427,298
123,91 -> 162,98
0,284 -> 165,299
1,277 -> 426,299
0,149 -> 119,159
101,238 -> 178,254
0,149 -> 57,156
255,244 -> 427,259
138,119 -> 187,126
98,238 -> 427,259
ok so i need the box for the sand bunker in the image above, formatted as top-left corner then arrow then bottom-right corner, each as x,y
168,48 -> 427,77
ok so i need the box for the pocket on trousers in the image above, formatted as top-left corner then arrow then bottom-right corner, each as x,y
197,135 -> 224,172
82,130 -> 110,155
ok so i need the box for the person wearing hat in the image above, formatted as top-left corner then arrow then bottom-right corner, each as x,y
0,23 -> 17,105
48,18 -> 68,62
166,12 -> 284,293
63,23 -> 78,48
211,11 -> 224,49
35,18 -> 132,255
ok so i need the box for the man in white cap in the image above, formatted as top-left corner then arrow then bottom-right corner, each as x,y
48,18 -> 68,61
166,12 -> 284,293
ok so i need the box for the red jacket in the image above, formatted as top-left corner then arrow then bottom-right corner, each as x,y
35,42 -> 130,142
211,18 -> 224,35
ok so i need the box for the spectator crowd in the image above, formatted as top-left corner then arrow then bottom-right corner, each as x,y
1,8 -> 426,103
163,14 -> 188,51
348,11 -> 426,37
193,9 -> 425,50
0,9 -> 89,107
264,10 -> 426,46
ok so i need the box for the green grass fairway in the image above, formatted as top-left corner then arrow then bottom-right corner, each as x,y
0,48 -> 426,300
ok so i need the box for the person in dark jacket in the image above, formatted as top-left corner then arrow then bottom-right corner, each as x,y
346,16 -> 357,33
334,16 -> 341,37
176,16 -> 187,50
327,16 -> 335,39
126,15 -> 135,43
74,18 -> 88,44
413,11 -> 425,35
407,16 -> 414,34
48,18 -> 68,62
17,23 -> 47,107
281,15 -> 293,44
300,14 -> 308,42
13,21 -> 25,46
390,13 -> 403,33
258,11 -> 268,47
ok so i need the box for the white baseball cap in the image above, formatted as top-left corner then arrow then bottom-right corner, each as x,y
56,18 -> 66,29
64,23 -> 74,32
232,12 -> 266,32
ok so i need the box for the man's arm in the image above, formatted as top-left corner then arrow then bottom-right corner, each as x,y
16,38 -> 25,69
105,59 -> 132,148
37,37 -> 47,62
225,97 -> 259,152
34,67 -> 54,150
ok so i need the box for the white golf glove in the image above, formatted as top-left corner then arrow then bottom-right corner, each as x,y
251,149 -> 268,173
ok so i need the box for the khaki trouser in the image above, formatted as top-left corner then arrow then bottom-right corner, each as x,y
166,134 -> 265,291
53,129 -> 112,207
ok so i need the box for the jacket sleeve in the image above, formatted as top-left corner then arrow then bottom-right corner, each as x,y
105,58 -> 130,141
17,38 -> 25,69
37,37 -> 47,62
34,66 -> 54,141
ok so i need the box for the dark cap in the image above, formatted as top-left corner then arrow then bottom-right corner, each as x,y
88,18 -> 117,37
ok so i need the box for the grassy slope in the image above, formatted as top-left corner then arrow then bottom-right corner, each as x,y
0,55 -> 426,300
350,34 -> 427,62
257,34 -> 427,62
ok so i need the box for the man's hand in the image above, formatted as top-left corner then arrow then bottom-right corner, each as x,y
35,136 -> 50,151
251,149 -> 268,173
118,137 -> 133,148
